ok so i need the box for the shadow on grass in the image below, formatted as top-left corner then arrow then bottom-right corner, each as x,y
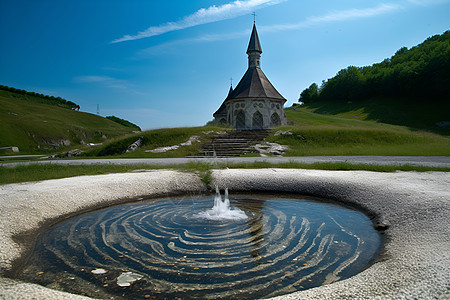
302,98 -> 450,135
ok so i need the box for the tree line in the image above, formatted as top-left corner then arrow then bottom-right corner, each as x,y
0,84 -> 78,109
106,116 -> 141,131
299,30 -> 450,104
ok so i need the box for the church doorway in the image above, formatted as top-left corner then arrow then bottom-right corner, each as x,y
270,112 -> 281,127
236,110 -> 246,129
252,111 -> 263,129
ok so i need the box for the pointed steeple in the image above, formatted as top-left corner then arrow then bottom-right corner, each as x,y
246,24 -> 262,68
227,23 -> 285,101
246,24 -> 262,54
213,21 -> 287,129
226,84 -> 234,100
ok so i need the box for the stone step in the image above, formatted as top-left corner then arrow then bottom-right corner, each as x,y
195,129 -> 270,157
198,150 -> 258,157
202,143 -> 252,149
204,139 -> 252,143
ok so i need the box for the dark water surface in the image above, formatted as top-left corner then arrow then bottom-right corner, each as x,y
17,194 -> 380,299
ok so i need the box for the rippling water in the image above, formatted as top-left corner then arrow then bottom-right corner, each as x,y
17,194 -> 380,299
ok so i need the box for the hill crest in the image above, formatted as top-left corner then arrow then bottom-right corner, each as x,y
0,89 -> 137,154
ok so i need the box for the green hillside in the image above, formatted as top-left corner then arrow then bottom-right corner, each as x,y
81,126 -> 226,158
1,83 -> 448,158
0,85 -> 78,109
299,30 -> 450,135
266,106 -> 450,156
301,97 -> 450,135
300,30 -> 450,103
0,89 -> 138,154
78,105 -> 450,158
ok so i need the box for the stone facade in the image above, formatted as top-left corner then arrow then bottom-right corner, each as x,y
213,24 -> 287,129
222,98 -> 286,129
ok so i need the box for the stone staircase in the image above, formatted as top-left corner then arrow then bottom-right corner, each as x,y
197,130 -> 270,157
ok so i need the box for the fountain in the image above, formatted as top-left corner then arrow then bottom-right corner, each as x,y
3,168 -> 449,300
194,186 -> 248,221
15,190 -> 380,299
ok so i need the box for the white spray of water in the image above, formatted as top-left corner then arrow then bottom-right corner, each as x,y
194,187 -> 248,221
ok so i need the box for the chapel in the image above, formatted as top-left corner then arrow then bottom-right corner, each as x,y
213,23 -> 287,129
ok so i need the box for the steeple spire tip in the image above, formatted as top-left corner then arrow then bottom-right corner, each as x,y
246,23 -> 262,54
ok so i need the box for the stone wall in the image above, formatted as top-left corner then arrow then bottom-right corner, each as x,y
219,98 -> 287,129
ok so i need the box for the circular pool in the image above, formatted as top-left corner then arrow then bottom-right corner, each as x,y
17,193 -> 380,299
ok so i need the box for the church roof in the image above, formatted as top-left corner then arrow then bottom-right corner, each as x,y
213,85 -> 233,116
214,23 -> 285,119
228,66 -> 286,100
246,24 -> 262,54
213,102 -> 227,116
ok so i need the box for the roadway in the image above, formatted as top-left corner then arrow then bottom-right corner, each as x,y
2,156 -> 450,168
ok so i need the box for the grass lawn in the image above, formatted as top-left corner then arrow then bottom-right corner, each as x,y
1,161 -> 449,185
271,106 -> 450,156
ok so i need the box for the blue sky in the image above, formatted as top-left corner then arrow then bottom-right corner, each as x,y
1,0 -> 449,130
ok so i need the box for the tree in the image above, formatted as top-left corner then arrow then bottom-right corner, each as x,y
0,84 -> 80,109
300,30 -> 450,103
299,83 -> 319,103
106,116 -> 141,131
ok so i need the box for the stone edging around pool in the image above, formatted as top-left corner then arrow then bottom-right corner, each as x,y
0,169 -> 449,299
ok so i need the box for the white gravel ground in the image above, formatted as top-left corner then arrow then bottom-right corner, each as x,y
0,169 -> 449,299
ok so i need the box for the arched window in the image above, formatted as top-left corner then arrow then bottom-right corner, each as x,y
236,110 -> 246,129
252,111 -> 263,129
270,112 -> 281,127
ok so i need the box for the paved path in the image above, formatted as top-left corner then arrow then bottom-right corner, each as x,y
2,156 -> 450,168
0,155 -> 46,159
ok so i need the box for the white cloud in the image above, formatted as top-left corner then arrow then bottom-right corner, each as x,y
261,3 -> 403,33
111,0 -> 286,43
74,75 -> 146,95
138,30 -> 249,56
136,3 -> 403,56
75,75 -> 128,89
106,107 -> 162,116
407,0 -> 449,5
308,3 -> 402,23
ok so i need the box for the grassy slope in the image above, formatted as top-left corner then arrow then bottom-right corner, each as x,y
82,104 -> 450,158
267,106 -> 450,156
302,97 -> 450,135
0,90 -> 137,154
82,126 -> 229,158
1,86 -> 448,157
